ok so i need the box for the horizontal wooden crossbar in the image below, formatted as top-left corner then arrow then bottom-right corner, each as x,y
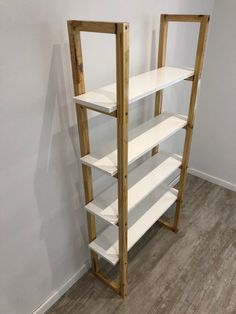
163,14 -> 210,23
94,271 -> 120,293
157,218 -> 175,232
68,20 -> 119,34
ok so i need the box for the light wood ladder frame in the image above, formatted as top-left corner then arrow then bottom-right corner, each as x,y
153,14 -> 210,232
67,20 -> 129,297
67,15 -> 210,297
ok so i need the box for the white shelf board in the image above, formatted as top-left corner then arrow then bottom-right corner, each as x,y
86,151 -> 182,225
81,112 -> 187,175
73,66 -> 194,113
89,185 -> 178,265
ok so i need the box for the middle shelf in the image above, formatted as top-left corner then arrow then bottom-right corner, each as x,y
81,112 -> 187,175
73,66 -> 194,113
86,150 -> 182,225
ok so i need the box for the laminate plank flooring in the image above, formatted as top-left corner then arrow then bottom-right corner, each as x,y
47,175 -> 236,314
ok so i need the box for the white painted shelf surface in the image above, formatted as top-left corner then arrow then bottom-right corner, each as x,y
89,185 -> 178,265
81,112 -> 187,175
73,66 -> 194,113
86,151 -> 182,225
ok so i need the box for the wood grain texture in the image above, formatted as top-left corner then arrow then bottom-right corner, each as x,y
68,20 -> 117,34
174,15 -> 210,232
164,14 -> 210,22
67,21 -> 99,272
68,20 -> 130,296
47,175 -> 236,314
152,14 -> 168,156
116,22 -> 129,297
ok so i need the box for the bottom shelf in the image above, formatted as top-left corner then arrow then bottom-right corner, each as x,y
89,185 -> 178,265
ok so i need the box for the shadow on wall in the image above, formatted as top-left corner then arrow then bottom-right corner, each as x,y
33,42 -> 120,292
32,26 -> 164,291
33,44 -> 90,290
150,29 -> 157,71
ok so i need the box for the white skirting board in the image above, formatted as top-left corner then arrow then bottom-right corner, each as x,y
32,262 -> 90,314
188,168 -> 236,192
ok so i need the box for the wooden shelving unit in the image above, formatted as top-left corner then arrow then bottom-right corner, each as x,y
67,14 -> 210,297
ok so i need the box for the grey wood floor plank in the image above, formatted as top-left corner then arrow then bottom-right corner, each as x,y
47,175 -> 236,314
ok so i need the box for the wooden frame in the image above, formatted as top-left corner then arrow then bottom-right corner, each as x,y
154,14 -> 210,232
67,20 -> 129,297
67,15 -> 209,297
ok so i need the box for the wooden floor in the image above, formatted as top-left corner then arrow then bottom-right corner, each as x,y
47,175 -> 236,314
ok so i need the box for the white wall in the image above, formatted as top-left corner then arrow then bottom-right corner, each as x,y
190,0 -> 236,191
0,1 -> 214,313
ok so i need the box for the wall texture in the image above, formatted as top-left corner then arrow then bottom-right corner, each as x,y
0,1 -> 215,313
190,0 -> 236,191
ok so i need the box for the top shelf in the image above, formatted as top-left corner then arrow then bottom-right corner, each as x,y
73,66 -> 194,113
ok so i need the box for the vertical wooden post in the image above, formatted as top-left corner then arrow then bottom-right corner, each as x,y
116,22 -> 129,298
152,14 -> 168,155
67,21 -> 99,272
174,15 -> 210,232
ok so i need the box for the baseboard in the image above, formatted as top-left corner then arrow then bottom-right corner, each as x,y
188,168 -> 236,192
33,261 -> 90,314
